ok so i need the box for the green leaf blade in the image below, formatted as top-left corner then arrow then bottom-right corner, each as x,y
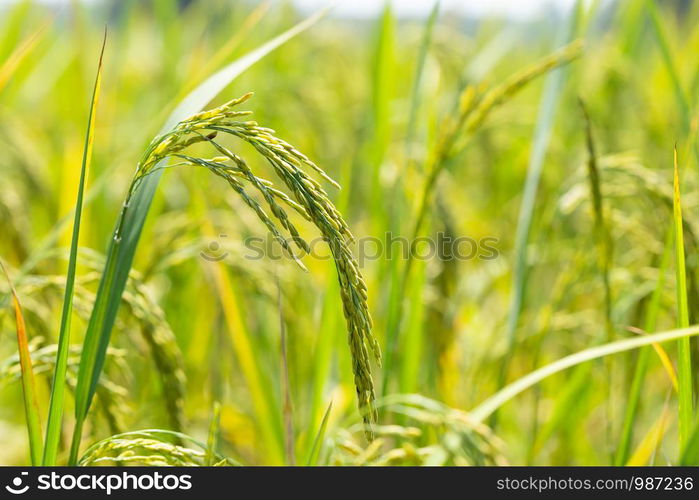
42,29 -> 106,467
1,261 -> 43,465
674,146 -> 694,451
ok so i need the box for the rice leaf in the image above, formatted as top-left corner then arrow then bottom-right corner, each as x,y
673,146 -> 694,451
681,419 -> 699,465
42,29 -> 106,467
615,226 -> 673,464
205,402 -> 221,466
307,401 -> 332,466
0,260 -> 43,465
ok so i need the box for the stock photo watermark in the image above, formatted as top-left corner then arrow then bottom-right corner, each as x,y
200,234 -> 230,262
200,232 -> 499,265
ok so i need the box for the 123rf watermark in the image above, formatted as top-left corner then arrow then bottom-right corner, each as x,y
201,231 -> 500,265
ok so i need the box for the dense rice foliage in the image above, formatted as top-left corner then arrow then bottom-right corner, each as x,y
2,0 -> 699,466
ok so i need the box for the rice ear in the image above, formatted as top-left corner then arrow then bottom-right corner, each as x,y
125,94 -> 380,437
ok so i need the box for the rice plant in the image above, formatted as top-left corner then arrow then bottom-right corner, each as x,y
108,91 -> 381,436
2,0 -> 699,467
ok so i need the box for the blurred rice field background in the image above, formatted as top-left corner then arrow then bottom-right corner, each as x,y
2,0 -> 699,466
